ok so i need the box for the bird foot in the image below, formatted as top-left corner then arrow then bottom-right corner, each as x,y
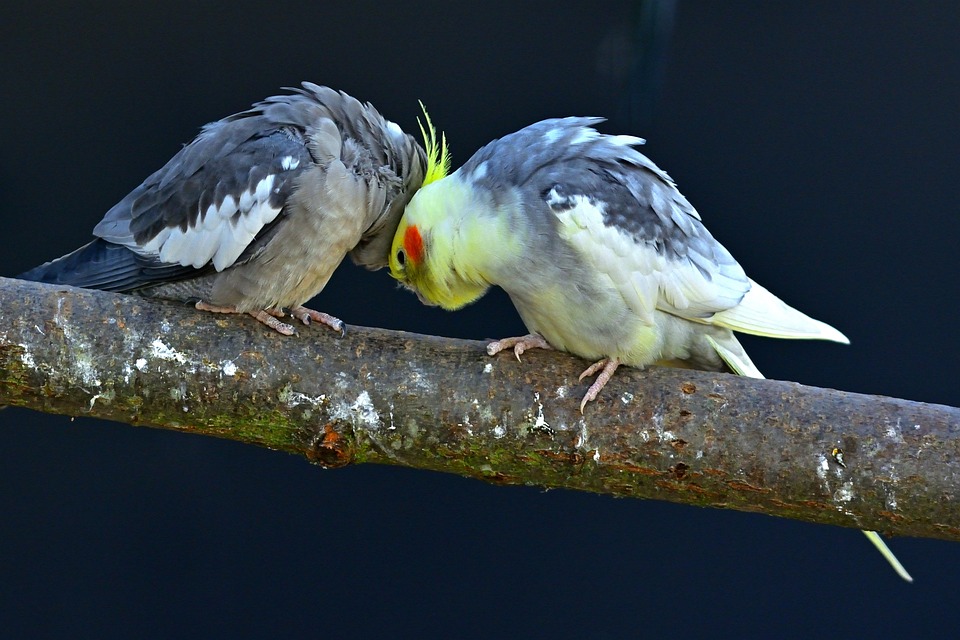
486,333 -> 552,360
194,301 -> 343,336
251,308 -> 297,335
577,357 -> 621,413
288,306 -> 345,337
194,300 -> 296,335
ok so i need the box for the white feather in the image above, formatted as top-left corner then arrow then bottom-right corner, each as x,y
157,226 -> 188,264
609,134 -> 645,148
255,174 -> 275,202
212,220 -> 246,271
553,195 -> 747,325
138,173 -> 285,272
705,334 -> 763,378
238,189 -> 255,214
471,161 -> 488,181
569,128 -> 600,145
219,195 -> 237,218
712,279 -> 850,343
141,227 -> 171,254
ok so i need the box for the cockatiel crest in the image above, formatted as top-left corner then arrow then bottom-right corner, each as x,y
417,101 -> 451,187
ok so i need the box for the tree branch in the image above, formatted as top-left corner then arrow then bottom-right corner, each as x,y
1,277 -> 957,541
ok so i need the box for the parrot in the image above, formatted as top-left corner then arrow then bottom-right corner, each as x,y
17,82 -> 427,336
388,116 -> 913,582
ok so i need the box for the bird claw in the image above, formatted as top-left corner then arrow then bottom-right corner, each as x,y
288,306 -> 346,337
577,358 -> 621,413
578,358 -> 608,382
579,391 -> 596,414
486,334 -> 551,360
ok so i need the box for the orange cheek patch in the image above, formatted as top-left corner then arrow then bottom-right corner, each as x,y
404,225 -> 425,265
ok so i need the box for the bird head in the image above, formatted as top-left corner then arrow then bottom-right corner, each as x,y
389,177 -> 492,310
389,104 -> 492,309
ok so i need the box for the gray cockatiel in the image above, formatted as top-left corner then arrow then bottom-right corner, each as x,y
388,117 -> 912,582
19,82 -> 426,335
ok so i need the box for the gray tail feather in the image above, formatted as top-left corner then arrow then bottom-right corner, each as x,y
17,239 -> 196,292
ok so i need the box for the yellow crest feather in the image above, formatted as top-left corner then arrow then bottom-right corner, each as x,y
417,101 -> 451,186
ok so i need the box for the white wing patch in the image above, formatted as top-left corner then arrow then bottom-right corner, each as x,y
551,192 -> 746,324
553,194 -> 660,323
142,174 -> 283,271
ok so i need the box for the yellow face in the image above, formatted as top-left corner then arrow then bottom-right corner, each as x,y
389,102 -> 474,307
388,216 -> 432,301
388,186 -> 490,311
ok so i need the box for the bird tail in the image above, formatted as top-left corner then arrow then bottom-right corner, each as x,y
18,239 -> 152,292
704,333 -> 763,378
712,279 -> 849,344
705,334 -> 913,582
862,530 -> 913,582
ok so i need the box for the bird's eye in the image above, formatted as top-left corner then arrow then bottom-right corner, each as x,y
396,248 -> 405,267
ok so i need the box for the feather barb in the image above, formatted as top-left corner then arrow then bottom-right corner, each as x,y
417,101 -> 451,186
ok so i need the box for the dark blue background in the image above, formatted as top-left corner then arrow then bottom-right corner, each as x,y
2,2 -> 958,637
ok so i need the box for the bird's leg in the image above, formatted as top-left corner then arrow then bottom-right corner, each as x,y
486,333 -> 552,360
577,357 -> 621,413
194,301 -> 297,335
193,301 -> 344,336
287,306 -> 345,337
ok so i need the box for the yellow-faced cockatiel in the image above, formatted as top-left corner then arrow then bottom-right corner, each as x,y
19,83 -> 426,335
389,116 -> 912,582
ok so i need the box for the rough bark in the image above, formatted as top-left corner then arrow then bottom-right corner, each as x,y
0,277 -> 957,541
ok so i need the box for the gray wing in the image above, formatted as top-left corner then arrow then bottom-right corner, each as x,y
94,104 -> 317,272
19,121 -> 309,291
468,118 -> 751,323
22,83 -> 425,291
